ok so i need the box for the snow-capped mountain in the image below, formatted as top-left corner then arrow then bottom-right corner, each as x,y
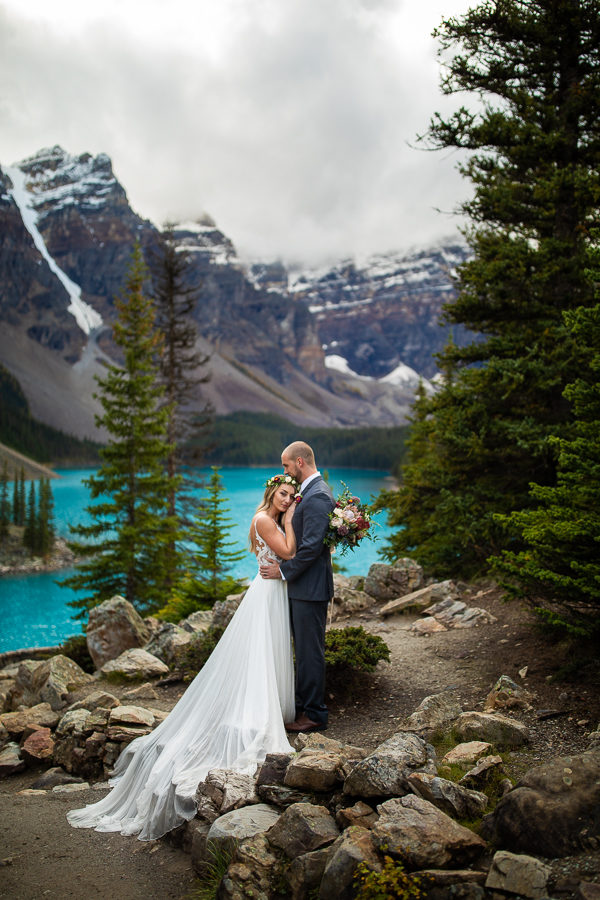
0,146 -> 469,439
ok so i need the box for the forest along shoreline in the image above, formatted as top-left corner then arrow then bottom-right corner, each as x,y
1,559 -> 599,900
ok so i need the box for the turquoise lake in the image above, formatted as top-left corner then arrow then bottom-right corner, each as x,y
0,467 -> 394,653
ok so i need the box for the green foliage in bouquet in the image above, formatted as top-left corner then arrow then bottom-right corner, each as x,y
324,483 -> 376,556
325,626 -> 390,673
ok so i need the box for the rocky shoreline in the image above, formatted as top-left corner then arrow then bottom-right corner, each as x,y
1,559 -> 599,899
0,536 -> 79,577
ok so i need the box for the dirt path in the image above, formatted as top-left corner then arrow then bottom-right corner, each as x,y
1,584 -> 599,899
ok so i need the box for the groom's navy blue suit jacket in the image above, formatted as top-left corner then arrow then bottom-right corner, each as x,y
280,475 -> 335,603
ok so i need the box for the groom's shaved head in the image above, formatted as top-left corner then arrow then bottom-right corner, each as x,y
283,441 -> 315,466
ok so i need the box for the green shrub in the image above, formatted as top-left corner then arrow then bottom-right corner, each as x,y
186,840 -> 234,900
174,626 -> 225,679
325,626 -> 390,673
354,856 -> 425,899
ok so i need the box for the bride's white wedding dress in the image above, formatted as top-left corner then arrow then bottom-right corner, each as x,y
67,527 -> 295,841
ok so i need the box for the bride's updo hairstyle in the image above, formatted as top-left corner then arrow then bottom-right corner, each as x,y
249,474 -> 299,550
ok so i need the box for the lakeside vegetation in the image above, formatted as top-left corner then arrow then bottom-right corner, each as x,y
0,365 -> 101,466
201,412 -> 409,471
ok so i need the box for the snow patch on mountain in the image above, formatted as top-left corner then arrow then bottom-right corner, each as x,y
379,362 -> 430,389
15,146 -> 117,216
6,164 -> 103,335
325,354 -> 373,380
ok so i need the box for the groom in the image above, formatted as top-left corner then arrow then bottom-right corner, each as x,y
260,441 -> 334,733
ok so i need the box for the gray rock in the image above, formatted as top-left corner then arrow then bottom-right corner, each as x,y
267,802 -> 340,858
293,732 -> 367,760
218,833 -> 281,900
207,803 -> 280,855
287,846 -> 332,900
0,741 -> 25,778
484,675 -> 532,712
99,648 -> 169,680
120,683 -> 159,702
319,826 -> 382,900
485,850 -> 552,898
336,801 -> 378,830
481,749 -> 600,856
343,731 -> 436,798
442,742 -> 492,768
30,766 -> 85,789
188,820 -> 211,874
423,598 -> 497,628
380,580 -> 459,617
179,609 -> 213,634
0,678 -> 15,713
211,593 -> 245,630
400,691 -> 462,737
143,622 -> 191,666
257,784 -> 313,809
407,772 -> 488,819
56,708 -> 92,736
459,755 -> 504,788
454,711 -> 530,748
372,795 -> 486,868
9,655 -> 93,711
363,559 -> 423,601
256,752 -> 293,786
68,690 -> 120,711
108,705 -> 155,727
86,596 -> 151,669
195,769 -> 259,823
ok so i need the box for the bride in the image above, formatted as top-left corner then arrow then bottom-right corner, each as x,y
67,474 -> 299,841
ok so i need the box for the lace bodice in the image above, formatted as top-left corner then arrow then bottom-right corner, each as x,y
254,521 -> 284,565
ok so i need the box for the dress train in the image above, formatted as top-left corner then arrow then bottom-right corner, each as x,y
67,555 -> 294,841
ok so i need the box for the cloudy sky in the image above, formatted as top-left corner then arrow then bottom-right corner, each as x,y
0,0 -> 474,264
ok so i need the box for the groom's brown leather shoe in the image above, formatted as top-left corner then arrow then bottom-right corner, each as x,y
285,715 -> 327,733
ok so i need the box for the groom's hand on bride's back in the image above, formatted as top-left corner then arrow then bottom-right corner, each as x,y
260,562 -> 282,579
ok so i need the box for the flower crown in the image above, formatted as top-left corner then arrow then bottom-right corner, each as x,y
265,474 -> 299,490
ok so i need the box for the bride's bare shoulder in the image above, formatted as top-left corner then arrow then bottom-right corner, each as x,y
253,513 -> 275,537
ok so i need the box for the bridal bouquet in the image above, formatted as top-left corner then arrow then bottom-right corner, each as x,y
324,483 -> 375,555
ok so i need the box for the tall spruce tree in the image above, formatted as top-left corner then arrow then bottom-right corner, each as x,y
157,467 -> 245,621
380,0 -> 600,576
492,245 -> 600,639
63,244 -> 181,615
149,224 -> 213,588
36,477 -> 55,558
23,480 -> 36,555
0,462 -> 9,541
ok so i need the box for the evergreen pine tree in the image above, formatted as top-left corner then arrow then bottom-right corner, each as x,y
62,244 -> 181,615
149,224 -> 213,589
380,0 -> 600,576
0,462 -> 9,541
14,467 -> 26,526
157,467 -> 245,620
492,247 -> 600,638
36,477 -> 55,558
23,480 -> 36,555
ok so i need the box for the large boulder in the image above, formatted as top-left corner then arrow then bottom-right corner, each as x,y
99,648 -> 169,680
9,655 -> 93,711
195,769 -> 259,823
454,711 -> 530,748
372,795 -> 486,869
363,559 -> 423,601
481,749 -> 600,856
86,596 -> 151,669
219,834 -> 282,900
284,748 -> 347,792
343,732 -> 436,798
